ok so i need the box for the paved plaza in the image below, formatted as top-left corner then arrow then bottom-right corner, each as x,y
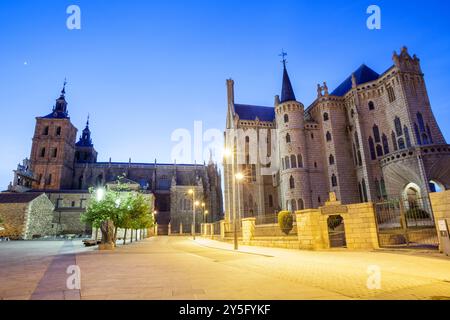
1,237 -> 450,300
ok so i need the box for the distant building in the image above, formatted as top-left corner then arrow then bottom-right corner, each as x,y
224,47 -> 450,220
7,83 -> 223,235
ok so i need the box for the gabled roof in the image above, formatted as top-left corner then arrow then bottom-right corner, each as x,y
0,193 -> 44,204
234,104 -> 275,122
331,64 -> 380,97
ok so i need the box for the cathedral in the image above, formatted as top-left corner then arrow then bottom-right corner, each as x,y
7,84 -> 223,235
224,47 -> 450,220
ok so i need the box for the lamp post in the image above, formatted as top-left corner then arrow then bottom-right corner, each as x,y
235,172 -> 245,250
201,202 -> 206,222
188,189 -> 197,240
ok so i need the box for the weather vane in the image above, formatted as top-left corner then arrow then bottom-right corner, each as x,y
279,50 -> 288,65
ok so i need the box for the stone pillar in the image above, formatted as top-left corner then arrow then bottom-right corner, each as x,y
210,223 -> 214,237
296,209 -> 326,250
155,224 -> 158,236
344,202 -> 379,250
430,190 -> 450,253
241,218 -> 256,243
220,220 -> 225,239
168,223 -> 171,236
180,222 -> 183,235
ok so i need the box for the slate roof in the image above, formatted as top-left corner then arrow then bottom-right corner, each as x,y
234,104 -> 275,122
331,64 -> 380,97
0,193 -> 43,204
280,64 -> 296,103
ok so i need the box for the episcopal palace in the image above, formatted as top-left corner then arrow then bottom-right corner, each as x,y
223,47 -> 450,220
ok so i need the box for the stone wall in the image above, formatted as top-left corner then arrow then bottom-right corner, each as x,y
430,190 -> 450,252
24,194 -> 55,239
0,202 -> 28,239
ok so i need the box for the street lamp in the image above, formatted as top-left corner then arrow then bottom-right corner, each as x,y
188,189 -> 196,240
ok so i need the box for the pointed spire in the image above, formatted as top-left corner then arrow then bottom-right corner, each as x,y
279,50 -> 296,103
61,78 -> 67,97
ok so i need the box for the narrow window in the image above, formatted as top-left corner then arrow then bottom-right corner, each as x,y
426,125 -> 433,144
369,137 -> 376,160
331,174 -> 338,187
323,112 -> 329,121
417,112 -> 425,131
392,131 -> 398,151
290,155 -> 297,168
284,114 -> 289,123
286,133 -> 291,143
43,126 -> 49,136
373,125 -> 381,143
326,131 -> 332,142
414,123 -> 422,145
404,126 -> 412,147
56,127 -> 61,136
298,199 -> 304,210
47,174 -> 52,185
285,156 -> 290,169
289,176 -> 295,189
297,154 -> 303,168
329,154 -> 335,165
376,144 -> 383,157
394,117 -> 402,136
398,138 -> 406,150
52,148 -> 58,158
40,147 -> 46,157
268,195 -> 273,207
368,101 -> 375,110
382,134 -> 390,154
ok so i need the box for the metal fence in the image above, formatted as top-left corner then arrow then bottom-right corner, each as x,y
374,196 -> 438,248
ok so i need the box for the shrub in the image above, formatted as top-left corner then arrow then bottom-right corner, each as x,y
278,211 -> 294,235
327,215 -> 343,230
405,208 -> 430,219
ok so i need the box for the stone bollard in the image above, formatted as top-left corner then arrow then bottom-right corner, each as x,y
168,223 -> 172,236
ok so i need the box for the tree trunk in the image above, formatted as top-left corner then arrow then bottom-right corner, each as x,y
94,227 -> 98,241
100,220 -> 114,245
135,229 -> 138,241
130,229 -> 133,243
123,229 -> 128,245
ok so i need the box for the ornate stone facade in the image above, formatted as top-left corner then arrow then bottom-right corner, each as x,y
224,47 -> 450,220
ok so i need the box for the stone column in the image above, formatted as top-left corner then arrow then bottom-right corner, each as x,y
168,223 -> 171,236
220,220 -> 225,239
241,218 -> 256,243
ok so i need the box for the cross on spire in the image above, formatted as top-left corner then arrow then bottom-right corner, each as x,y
61,78 -> 67,96
279,50 -> 288,67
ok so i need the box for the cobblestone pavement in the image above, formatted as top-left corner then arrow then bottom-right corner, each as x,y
1,237 -> 449,300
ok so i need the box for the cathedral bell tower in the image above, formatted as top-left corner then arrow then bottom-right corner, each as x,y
75,116 -> 98,163
275,52 -> 311,211
29,81 -> 78,190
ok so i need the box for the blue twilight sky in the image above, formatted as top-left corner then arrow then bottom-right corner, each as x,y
1,0 -> 450,189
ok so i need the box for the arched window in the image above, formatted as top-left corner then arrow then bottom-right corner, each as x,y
422,133 -> 429,145
289,176 -> 295,189
329,154 -> 335,165
382,134 -> 390,154
404,126 -> 411,147
297,154 -> 303,168
96,174 -> 103,186
284,114 -> 289,123
361,179 -> 368,202
290,155 -> 297,168
326,131 -> 332,142
373,125 -> 380,143
394,117 -> 403,136
426,125 -> 433,144
56,127 -> 61,136
368,101 -> 375,110
323,112 -> 329,121
391,131 -> 398,151
417,112 -> 425,131
369,137 -> 376,160
354,132 -> 360,148
286,133 -> 291,143
350,109 -> 355,118
285,156 -> 290,169
376,144 -> 383,157
43,126 -> 49,136
414,123 -> 422,145
40,147 -> 46,157
331,174 -> 338,187
291,199 -> 297,211
298,199 -> 305,210
398,137 -> 406,150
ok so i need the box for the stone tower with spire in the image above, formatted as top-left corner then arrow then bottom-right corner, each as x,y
29,81 -> 78,190
275,53 -> 311,210
75,116 -> 98,163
